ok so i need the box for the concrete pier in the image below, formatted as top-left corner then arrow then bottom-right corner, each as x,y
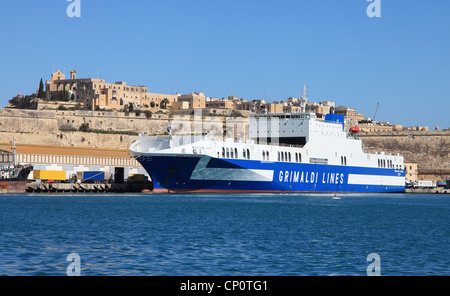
26,182 -> 153,193
405,188 -> 449,194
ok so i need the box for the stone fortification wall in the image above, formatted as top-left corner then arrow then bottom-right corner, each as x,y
0,108 -> 244,149
0,108 -> 59,133
56,110 -> 170,133
359,130 -> 450,180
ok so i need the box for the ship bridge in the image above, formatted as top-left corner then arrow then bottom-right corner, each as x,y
248,112 -> 345,147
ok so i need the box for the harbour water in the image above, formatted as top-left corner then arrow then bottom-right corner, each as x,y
0,193 -> 448,276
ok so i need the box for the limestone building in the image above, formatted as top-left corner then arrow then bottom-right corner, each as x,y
45,70 -> 179,112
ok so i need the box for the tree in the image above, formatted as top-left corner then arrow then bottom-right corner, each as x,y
38,78 -> 45,99
160,98 -> 169,109
50,90 -> 70,102
79,123 -> 90,132
144,110 -> 152,119
8,94 -> 37,109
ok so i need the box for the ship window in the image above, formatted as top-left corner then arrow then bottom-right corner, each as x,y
344,156 -> 347,166
278,152 -> 280,161
263,151 -> 266,160
243,149 -> 246,159
298,153 -> 301,163
230,149 -> 233,158
266,151 -> 269,160
222,148 -> 225,158
284,152 -> 288,162
247,149 -> 250,160
226,148 -> 229,158
281,152 -> 284,162
288,153 -> 291,162
235,148 -> 238,159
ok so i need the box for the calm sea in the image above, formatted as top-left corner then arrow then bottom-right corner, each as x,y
0,193 -> 448,276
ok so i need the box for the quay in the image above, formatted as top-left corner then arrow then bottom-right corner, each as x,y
405,188 -> 449,194
0,143 -> 151,188
26,181 -> 153,193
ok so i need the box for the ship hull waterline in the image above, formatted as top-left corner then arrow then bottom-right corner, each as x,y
134,154 -> 406,194
0,180 -> 27,193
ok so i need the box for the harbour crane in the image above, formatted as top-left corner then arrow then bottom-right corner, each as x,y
373,102 -> 379,121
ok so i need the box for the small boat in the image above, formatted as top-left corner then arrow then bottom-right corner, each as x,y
0,165 -> 33,193
0,138 -> 33,193
332,194 -> 341,200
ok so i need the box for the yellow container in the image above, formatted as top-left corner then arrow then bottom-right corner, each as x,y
33,170 -> 66,181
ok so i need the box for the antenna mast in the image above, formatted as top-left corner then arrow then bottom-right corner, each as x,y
12,137 -> 16,167
300,84 -> 309,112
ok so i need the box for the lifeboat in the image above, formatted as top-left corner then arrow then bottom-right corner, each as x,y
349,126 -> 360,134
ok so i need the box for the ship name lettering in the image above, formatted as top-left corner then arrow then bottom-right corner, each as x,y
279,170 -> 345,184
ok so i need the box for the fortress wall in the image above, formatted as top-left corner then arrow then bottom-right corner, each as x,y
359,130 -> 450,173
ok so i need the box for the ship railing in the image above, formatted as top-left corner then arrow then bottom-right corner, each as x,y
252,142 -> 305,148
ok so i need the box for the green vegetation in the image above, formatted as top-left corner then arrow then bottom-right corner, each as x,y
79,123 -> 90,132
8,94 -> 37,109
160,98 -> 169,109
59,123 -> 139,136
37,79 -> 45,99
144,110 -> 152,119
50,90 -> 71,101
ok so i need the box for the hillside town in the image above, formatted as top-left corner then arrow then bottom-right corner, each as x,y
9,70 -> 431,133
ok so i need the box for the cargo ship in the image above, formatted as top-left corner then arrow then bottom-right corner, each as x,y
130,91 -> 405,193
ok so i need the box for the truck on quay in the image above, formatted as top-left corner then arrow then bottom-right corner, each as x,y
33,170 -> 66,182
413,180 -> 437,189
76,171 -> 111,183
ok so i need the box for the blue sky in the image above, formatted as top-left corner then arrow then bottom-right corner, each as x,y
1,0 -> 449,128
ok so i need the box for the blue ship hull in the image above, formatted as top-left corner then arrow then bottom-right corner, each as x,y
135,154 -> 406,193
